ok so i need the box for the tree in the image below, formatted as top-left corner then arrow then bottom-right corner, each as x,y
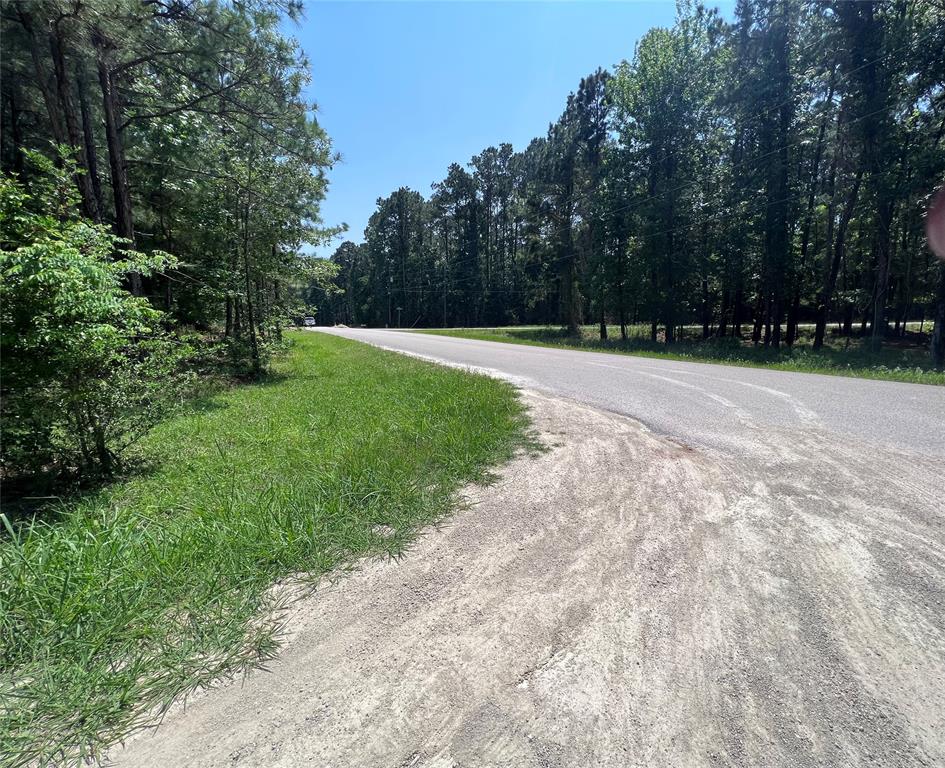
0,0 -> 339,482
0,155 -> 180,478
299,0 -> 943,366
611,6 -> 724,343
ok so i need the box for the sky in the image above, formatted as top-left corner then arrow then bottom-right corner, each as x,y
288,1 -> 735,257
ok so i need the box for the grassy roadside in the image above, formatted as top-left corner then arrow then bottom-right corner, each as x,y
415,326 -> 945,386
0,331 -> 529,767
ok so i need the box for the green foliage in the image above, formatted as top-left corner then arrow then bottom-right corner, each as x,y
0,163 -> 189,480
1,0 -> 341,380
0,332 -> 529,766
318,0 -> 944,363
1,0 -> 347,484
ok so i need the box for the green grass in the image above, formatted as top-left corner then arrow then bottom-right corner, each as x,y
0,331 -> 530,767
415,325 -> 944,386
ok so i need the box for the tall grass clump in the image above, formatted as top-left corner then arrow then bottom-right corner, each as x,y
0,332 -> 529,767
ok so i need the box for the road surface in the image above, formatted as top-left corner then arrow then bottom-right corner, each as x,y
318,328 -> 945,459
115,329 -> 945,768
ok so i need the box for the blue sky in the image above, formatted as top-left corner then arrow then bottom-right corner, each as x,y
288,1 -> 734,257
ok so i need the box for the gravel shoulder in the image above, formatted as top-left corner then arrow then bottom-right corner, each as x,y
111,390 -> 945,768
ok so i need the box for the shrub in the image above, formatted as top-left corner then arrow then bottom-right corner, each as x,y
1,157 -> 192,484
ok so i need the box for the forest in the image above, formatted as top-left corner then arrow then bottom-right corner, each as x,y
2,2 -> 944,763
315,0 -> 945,366
1,0 -> 338,481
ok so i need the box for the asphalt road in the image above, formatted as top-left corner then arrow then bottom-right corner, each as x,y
315,328 -> 945,459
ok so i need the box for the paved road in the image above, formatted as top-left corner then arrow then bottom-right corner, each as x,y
117,329 -> 945,767
316,328 -> 945,458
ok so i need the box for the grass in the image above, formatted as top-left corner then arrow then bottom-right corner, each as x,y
415,324 -> 945,386
0,331 -> 530,767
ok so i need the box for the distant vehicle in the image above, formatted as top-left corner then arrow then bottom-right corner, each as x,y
302,316 -> 316,327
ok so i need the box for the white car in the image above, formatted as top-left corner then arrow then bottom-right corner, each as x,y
302,316 -> 316,327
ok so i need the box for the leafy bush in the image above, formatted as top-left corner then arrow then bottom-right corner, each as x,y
1,158 -> 193,484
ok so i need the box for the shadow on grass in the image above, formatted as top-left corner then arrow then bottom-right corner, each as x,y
466,326 -> 940,379
1,370 -> 290,530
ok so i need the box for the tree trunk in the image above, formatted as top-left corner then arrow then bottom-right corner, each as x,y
931,264 -> 945,370
92,424 -> 113,476
85,403 -> 114,476
732,287 -> 743,338
94,32 -> 142,295
663,184 -> 677,346
842,304 -> 853,337
814,170 -> 863,349
254,278 -> 266,341
788,66 -> 836,348
49,24 -> 98,219
785,292 -> 800,347
225,289 -> 234,337
560,252 -> 581,336
233,297 -> 243,337
763,294 -> 773,348
242,205 -> 260,375
559,172 -> 580,337
870,199 -> 894,349
69,401 -> 93,469
719,289 -> 729,338
701,274 -> 711,340
761,0 -> 793,352
273,279 -> 283,341
596,258 -> 607,340
76,65 -> 105,221
771,294 -> 783,349
17,7 -> 67,147
752,290 -> 764,345
591,252 -> 604,341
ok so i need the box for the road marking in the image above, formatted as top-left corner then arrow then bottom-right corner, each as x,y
641,366 -> 823,427
586,361 -> 755,425
640,373 -> 755,425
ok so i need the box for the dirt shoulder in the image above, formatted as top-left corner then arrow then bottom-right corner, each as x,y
111,391 -> 945,767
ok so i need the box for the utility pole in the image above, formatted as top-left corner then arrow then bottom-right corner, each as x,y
396,306 -> 402,328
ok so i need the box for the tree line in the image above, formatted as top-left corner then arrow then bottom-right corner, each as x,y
1,0 -> 336,481
317,0 -> 945,365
